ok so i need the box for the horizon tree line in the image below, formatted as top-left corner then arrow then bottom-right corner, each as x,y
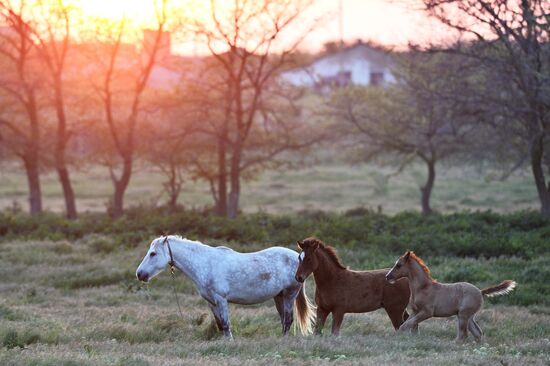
0,0 -> 549,218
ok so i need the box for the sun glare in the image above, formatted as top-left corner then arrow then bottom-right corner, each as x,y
77,0 -> 161,25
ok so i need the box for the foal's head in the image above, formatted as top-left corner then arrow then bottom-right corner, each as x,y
294,237 -> 322,283
136,237 -> 171,282
386,251 -> 432,284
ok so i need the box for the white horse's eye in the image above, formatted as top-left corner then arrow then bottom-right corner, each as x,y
150,252 -> 157,257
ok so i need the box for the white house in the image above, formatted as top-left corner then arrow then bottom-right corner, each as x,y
281,42 -> 395,91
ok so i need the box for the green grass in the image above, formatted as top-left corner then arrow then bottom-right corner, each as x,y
0,161 -> 547,364
0,163 -> 538,215
0,237 -> 549,365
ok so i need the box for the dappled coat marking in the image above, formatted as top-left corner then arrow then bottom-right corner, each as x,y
295,237 -> 410,336
136,236 -> 315,338
386,251 -> 516,342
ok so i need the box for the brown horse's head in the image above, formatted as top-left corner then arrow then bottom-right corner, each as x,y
386,250 -> 414,284
294,237 -> 321,283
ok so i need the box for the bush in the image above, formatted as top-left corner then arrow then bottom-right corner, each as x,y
1,207 -> 548,259
1,328 -> 60,350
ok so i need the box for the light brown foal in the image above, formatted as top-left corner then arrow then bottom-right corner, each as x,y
386,251 -> 516,342
295,238 -> 410,336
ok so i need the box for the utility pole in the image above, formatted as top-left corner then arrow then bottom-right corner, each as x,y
338,0 -> 344,71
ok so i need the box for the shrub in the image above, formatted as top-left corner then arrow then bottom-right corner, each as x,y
1,328 -> 59,350
2,329 -> 22,349
0,305 -> 25,321
1,207 -> 548,259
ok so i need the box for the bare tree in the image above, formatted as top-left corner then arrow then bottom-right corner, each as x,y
190,0 -> 323,217
0,1 -> 44,215
86,0 -> 170,218
419,0 -> 550,215
31,0 -> 78,218
141,100 -> 197,211
329,52 -> 478,214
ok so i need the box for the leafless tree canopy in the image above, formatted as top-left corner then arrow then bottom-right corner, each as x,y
418,0 -> 550,216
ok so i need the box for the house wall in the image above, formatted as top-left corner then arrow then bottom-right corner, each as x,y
281,45 -> 396,87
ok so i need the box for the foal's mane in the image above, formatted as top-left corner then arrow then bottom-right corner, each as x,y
408,252 -> 434,280
309,239 -> 347,270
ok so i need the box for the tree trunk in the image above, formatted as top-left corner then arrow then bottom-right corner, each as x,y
23,155 -> 42,215
25,93 -> 42,215
420,159 -> 436,215
54,80 -> 77,219
111,157 -> 132,219
530,134 -> 550,217
227,143 -> 241,219
168,189 -> 179,212
56,164 -> 77,219
216,134 -> 228,216
166,160 -> 181,212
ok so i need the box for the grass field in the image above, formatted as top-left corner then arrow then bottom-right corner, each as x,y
1,238 -> 549,366
0,163 -> 547,365
0,163 -> 538,214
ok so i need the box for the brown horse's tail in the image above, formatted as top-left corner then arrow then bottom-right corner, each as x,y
481,280 -> 516,297
294,284 -> 316,335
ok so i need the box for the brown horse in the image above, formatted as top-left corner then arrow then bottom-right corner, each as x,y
386,251 -> 516,342
295,237 -> 410,335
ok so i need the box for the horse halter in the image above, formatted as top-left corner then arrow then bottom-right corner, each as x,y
162,236 -> 185,320
163,236 -> 176,274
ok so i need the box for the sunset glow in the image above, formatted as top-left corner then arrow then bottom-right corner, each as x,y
10,0 -> 451,54
77,0 -> 163,25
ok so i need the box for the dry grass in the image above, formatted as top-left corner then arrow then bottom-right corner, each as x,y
0,163 -> 537,215
1,239 -> 549,365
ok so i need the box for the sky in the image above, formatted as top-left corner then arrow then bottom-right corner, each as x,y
306,0 -> 450,50
75,0 -> 452,54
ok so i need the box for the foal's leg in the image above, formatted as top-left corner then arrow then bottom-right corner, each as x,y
456,312 -> 469,343
331,310 -> 345,336
468,316 -> 483,342
401,310 -> 419,334
399,310 -> 430,332
315,307 -> 330,335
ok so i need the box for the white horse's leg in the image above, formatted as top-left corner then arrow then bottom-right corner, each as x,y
208,303 -> 223,332
213,295 -> 233,339
282,286 -> 300,336
274,292 -> 285,333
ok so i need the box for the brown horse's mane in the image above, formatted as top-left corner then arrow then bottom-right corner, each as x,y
309,239 -> 347,270
408,252 -> 435,280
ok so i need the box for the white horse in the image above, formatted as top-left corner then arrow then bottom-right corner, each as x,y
136,235 -> 315,338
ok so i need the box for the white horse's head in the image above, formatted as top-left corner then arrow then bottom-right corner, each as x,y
136,237 -> 171,282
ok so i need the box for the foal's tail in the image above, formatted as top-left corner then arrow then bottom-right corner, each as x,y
294,285 -> 316,335
481,280 -> 516,297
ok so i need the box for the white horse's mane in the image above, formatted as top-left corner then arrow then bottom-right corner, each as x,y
154,235 -> 210,248
154,236 -> 237,253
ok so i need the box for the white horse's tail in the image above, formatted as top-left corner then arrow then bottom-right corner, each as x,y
294,284 -> 316,335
